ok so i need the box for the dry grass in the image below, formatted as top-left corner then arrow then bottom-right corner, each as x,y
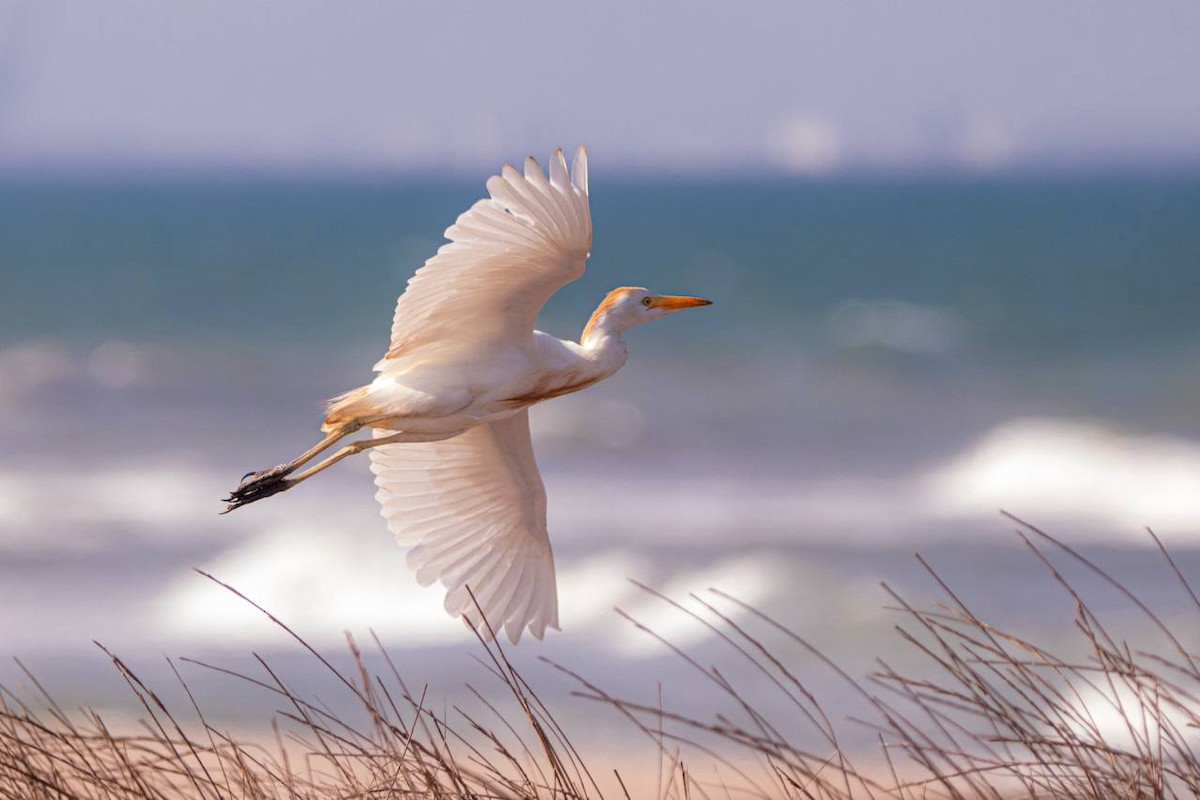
3,513 -> 1200,798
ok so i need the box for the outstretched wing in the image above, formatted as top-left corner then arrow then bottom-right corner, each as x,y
378,147 -> 591,367
368,411 -> 559,644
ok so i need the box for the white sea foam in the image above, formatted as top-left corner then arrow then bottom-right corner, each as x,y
0,463 -> 221,549
157,524 -> 463,648
614,554 -> 788,657
555,550 -> 648,627
23,413 -> 1200,656
158,533 -> 662,649
546,473 -> 910,545
5,413 -> 1196,559
549,417 -> 1200,546
0,458 -> 380,552
6,403 -> 1199,659
1063,680 -> 1200,753
922,417 -> 1200,536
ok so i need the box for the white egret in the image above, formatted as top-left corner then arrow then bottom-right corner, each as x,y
224,147 -> 711,643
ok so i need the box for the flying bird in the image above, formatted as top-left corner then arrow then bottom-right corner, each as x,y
223,147 -> 711,643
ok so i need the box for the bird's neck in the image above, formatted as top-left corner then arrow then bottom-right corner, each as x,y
579,321 -> 629,376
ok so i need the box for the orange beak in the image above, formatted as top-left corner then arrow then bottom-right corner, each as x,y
648,295 -> 713,311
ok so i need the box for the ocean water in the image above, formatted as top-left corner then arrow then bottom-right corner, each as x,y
2,174 -> 1200,754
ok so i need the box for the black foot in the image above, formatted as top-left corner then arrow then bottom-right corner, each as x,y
221,464 -> 293,513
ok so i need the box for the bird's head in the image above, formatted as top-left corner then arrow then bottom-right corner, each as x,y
583,286 -> 712,340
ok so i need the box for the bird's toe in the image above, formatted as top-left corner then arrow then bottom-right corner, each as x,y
237,463 -> 290,490
222,477 -> 292,513
222,467 -> 294,513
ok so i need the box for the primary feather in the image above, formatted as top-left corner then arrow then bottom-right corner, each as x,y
370,410 -> 557,643
377,149 -> 591,365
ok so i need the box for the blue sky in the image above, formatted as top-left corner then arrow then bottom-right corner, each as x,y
1,0 -> 1198,175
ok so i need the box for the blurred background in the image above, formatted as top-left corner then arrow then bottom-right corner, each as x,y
2,0 -> 1199,761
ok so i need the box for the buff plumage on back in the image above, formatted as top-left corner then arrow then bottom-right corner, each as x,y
377,147 -> 591,366
368,149 -> 591,643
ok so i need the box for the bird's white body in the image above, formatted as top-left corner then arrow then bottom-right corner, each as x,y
226,147 -> 710,644
353,329 -> 627,436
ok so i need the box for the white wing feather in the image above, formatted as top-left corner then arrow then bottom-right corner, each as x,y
377,147 -> 591,366
369,410 -> 559,643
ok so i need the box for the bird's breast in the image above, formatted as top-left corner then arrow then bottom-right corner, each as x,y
499,370 -> 603,407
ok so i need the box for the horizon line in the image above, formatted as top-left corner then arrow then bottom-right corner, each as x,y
4,152 -> 1200,185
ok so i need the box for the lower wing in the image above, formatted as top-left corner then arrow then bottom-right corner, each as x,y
368,410 -> 559,643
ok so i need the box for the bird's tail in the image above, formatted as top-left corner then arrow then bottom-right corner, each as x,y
322,385 -> 372,433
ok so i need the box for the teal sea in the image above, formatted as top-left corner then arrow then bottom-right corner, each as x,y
2,174 -> 1199,748
4,176 -> 1200,354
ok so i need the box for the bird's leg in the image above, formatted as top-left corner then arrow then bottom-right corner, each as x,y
223,422 -> 364,513
222,429 -> 458,513
233,422 -> 364,493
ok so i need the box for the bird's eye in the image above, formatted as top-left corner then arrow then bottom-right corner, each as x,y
641,297 -> 653,307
